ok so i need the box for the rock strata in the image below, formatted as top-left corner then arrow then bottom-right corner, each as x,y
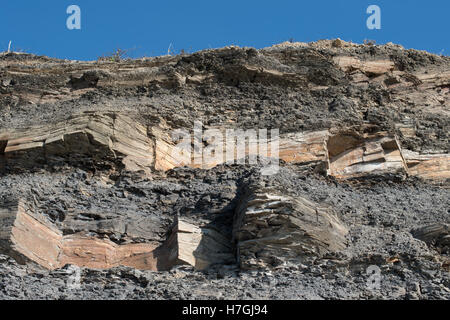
0,40 -> 448,299
0,200 -> 233,271
233,183 -> 348,269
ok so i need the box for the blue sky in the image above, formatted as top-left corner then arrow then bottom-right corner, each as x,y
0,0 -> 448,60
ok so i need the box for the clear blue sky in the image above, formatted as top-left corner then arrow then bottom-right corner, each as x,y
1,0 -> 448,60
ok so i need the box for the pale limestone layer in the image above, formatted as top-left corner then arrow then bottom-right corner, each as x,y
166,220 -> 234,270
0,200 -> 232,271
333,56 -> 395,76
1,112 -> 448,181
327,132 -> 407,179
402,150 -> 450,181
0,112 -> 154,175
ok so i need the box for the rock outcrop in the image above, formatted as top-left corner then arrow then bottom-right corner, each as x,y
166,220 -> 235,270
233,182 -> 348,270
411,224 -> 449,254
0,200 -> 233,271
0,112 -> 154,175
0,40 -> 448,299
3,117 -> 447,181
0,200 -> 62,269
403,150 -> 450,180
327,130 -> 407,179
0,200 -> 160,270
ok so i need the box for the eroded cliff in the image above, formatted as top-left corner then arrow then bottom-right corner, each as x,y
0,40 -> 448,299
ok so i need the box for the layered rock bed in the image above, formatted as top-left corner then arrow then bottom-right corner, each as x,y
0,40 -> 448,299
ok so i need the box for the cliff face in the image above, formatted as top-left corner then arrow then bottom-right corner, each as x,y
0,40 -> 449,300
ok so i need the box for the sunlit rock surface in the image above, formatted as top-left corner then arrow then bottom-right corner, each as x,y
0,40 -> 448,299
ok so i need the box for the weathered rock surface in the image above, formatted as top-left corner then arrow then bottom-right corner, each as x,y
0,200 -> 61,269
0,40 -> 448,299
0,112 -> 154,175
0,199 -> 160,270
4,118 -> 446,182
327,130 -> 407,179
411,224 -> 449,254
0,199 -> 234,271
168,220 -> 235,270
233,182 -> 348,269
403,150 -> 450,180
333,56 -> 395,76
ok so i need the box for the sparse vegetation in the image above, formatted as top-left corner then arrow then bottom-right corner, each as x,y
363,39 -> 376,46
98,48 -> 129,62
167,43 -> 174,56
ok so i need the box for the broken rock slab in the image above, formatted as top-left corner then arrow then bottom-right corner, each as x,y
0,112 -> 154,175
0,199 -> 161,270
326,130 -> 408,179
165,220 -> 235,270
411,224 -> 449,254
232,183 -> 349,270
403,150 -> 450,181
0,200 -> 234,271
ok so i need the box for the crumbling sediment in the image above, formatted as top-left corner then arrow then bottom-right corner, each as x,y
0,39 -> 448,299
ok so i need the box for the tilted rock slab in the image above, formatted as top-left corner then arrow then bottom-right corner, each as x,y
0,200 -> 62,269
0,200 -> 160,270
233,184 -> 349,270
0,112 -> 154,175
411,223 -> 449,254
